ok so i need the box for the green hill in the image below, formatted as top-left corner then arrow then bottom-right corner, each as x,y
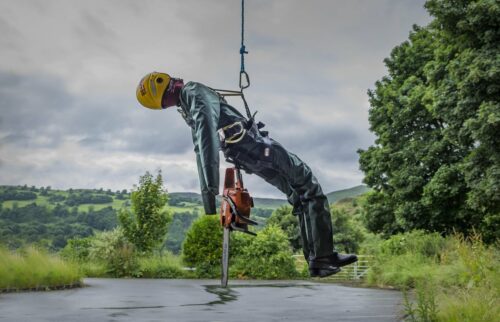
0,184 -> 370,251
326,185 -> 371,204
0,184 -> 371,212
170,185 -> 371,210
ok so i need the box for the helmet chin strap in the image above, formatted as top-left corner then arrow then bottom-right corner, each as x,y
162,78 -> 184,108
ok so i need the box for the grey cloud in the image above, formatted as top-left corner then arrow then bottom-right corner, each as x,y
73,12 -> 119,56
0,0 -> 431,195
0,16 -> 21,48
0,133 -> 30,145
267,123 -> 367,176
0,70 -> 192,155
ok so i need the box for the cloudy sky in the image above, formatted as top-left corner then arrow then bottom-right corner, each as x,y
0,0 -> 431,198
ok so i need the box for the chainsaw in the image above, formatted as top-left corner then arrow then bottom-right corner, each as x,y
220,167 -> 258,287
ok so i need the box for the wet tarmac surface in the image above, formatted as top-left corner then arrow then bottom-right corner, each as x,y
0,278 -> 403,322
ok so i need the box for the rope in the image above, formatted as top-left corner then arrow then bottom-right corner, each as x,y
239,0 -> 250,91
240,0 -> 247,73
212,0 -> 253,121
239,0 -> 252,119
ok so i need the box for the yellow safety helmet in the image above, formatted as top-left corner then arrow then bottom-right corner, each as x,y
136,72 -> 171,109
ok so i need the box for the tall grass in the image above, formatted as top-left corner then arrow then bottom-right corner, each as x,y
138,253 -> 187,278
364,231 -> 499,322
436,234 -> 499,322
62,230 -> 188,278
0,246 -> 82,291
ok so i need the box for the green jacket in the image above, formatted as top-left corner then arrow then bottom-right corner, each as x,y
178,82 -> 246,214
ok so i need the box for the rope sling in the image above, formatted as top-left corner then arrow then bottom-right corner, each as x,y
212,0 -> 254,121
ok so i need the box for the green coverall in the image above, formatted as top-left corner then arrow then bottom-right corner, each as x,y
178,82 -> 334,260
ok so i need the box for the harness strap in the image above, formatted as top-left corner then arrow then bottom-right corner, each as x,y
219,121 -> 247,144
211,88 -> 253,120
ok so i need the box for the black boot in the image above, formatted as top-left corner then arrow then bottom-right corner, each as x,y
309,264 -> 341,278
309,252 -> 358,278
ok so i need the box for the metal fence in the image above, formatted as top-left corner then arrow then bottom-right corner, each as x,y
293,255 -> 373,281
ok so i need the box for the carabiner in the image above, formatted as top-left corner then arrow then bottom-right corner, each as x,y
239,71 -> 250,90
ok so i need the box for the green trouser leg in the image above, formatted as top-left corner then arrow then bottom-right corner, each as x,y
239,139 -> 334,260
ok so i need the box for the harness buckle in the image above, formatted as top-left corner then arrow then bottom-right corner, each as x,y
219,121 -> 247,144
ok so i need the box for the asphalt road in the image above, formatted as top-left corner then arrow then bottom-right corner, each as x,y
0,279 -> 403,322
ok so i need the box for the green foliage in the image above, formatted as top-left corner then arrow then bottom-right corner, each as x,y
267,202 -> 367,254
0,203 -> 95,250
88,228 -> 140,277
234,224 -> 297,279
78,261 -> 108,277
62,231 -> 187,278
331,206 -> 365,253
138,253 -> 186,278
358,0 -> 500,241
363,231 -> 499,321
0,186 -> 37,201
182,215 -> 223,277
168,193 -> 202,207
118,171 -> 171,253
0,246 -> 81,291
64,192 -> 113,206
366,231 -> 448,288
403,280 -> 439,322
0,200 -> 118,250
105,243 -> 140,277
251,208 -> 274,219
379,230 -> 446,257
60,237 -> 93,261
165,211 -> 199,254
267,205 -> 301,252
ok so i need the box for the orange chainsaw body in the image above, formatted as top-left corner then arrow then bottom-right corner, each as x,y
220,167 -> 256,232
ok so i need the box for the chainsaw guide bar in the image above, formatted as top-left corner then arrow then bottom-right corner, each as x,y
220,167 -> 258,287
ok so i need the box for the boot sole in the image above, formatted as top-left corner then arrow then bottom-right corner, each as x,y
309,267 -> 341,278
337,256 -> 358,267
309,256 -> 358,270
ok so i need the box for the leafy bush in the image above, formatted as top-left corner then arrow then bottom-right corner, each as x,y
89,229 -> 140,277
331,206 -> 365,253
267,206 -> 301,252
106,243 -> 140,277
234,224 -> 297,279
182,215 -> 222,277
380,230 -> 446,257
366,230 -> 448,288
60,237 -> 93,261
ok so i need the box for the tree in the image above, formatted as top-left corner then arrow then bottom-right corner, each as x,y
358,0 -> 499,241
165,211 -> 199,254
331,206 -> 365,253
118,171 -> 171,252
267,205 -> 301,252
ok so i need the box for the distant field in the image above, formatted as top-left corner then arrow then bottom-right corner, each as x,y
0,185 -> 370,251
0,185 -> 370,212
